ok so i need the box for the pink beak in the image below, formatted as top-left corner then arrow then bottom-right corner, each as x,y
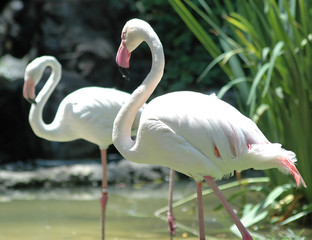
23,78 -> 37,104
116,39 -> 131,69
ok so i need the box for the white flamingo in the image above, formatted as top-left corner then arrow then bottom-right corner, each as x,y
113,19 -> 306,240
22,55 -> 144,240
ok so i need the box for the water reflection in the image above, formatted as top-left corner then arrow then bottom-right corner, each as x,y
0,181 -> 310,240
0,181 -> 223,239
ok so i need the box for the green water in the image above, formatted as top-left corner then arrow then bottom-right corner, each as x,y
0,182 -> 310,240
0,181 -> 230,240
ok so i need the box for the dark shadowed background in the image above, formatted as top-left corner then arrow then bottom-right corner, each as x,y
0,0 -> 226,163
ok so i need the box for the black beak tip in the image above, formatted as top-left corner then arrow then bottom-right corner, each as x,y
26,98 -> 37,105
117,66 -> 130,81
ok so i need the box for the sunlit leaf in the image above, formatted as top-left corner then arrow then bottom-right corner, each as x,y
261,41 -> 284,97
280,204 -> 312,225
217,77 -> 248,100
247,63 -> 270,109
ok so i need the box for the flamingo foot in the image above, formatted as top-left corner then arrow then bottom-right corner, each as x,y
167,212 -> 176,238
100,190 -> 108,240
203,176 -> 253,240
242,232 -> 253,240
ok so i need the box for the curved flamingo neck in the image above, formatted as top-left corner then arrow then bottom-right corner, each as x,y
29,59 -> 63,140
113,28 -> 165,159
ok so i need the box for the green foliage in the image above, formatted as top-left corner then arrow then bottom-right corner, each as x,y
169,0 -> 312,212
230,183 -> 312,239
155,178 -> 270,239
155,178 -> 311,238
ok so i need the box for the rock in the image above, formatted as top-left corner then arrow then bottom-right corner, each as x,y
0,159 -> 171,189
107,159 -> 170,185
0,0 -> 141,163
0,54 -> 27,80
0,59 -> 99,163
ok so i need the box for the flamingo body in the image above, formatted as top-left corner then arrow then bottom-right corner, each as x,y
29,86 -> 141,148
113,19 -> 306,240
23,56 -> 141,147
132,90 -> 303,185
23,56 -> 143,240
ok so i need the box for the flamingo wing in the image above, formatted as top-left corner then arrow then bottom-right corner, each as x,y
55,87 -> 141,149
131,91 -> 266,179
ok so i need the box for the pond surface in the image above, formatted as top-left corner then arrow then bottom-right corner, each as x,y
0,181 -> 310,240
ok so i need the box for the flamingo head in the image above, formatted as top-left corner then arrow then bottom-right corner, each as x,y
116,19 -> 154,80
23,56 -> 58,104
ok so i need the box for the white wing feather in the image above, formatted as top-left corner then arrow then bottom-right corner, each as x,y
132,91 -> 269,180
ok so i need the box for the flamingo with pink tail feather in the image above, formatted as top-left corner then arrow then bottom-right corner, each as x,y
113,19 -> 306,240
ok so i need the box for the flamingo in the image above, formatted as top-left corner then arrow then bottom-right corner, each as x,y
22,55 -> 144,240
113,19 -> 307,240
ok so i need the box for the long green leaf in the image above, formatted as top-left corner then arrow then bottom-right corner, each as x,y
197,48 -> 245,83
217,77 -> 248,99
261,41 -> 284,97
247,63 -> 270,105
280,204 -> 312,225
169,0 -> 220,58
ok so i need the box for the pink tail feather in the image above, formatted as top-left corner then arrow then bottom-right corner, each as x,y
247,143 -> 306,188
281,158 -> 307,189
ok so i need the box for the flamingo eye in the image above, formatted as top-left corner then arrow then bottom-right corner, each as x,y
122,32 -> 126,39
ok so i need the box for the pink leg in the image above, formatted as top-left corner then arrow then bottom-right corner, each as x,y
167,168 -> 176,238
100,149 -> 108,240
196,181 -> 206,240
203,176 -> 253,240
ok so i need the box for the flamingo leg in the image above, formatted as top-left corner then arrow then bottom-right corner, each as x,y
100,149 -> 108,240
196,181 -> 206,240
203,176 -> 253,240
167,168 -> 176,239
